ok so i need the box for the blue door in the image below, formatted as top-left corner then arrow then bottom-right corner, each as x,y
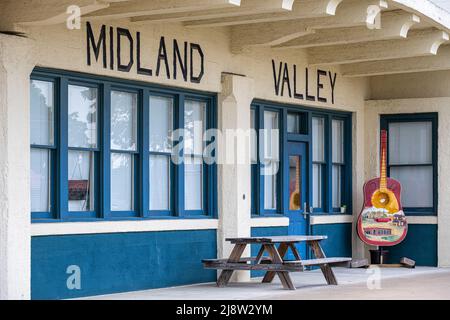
285,141 -> 309,259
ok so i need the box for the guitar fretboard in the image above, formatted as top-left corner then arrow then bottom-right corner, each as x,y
380,130 -> 388,190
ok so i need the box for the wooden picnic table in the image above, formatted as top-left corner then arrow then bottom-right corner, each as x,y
202,235 -> 351,290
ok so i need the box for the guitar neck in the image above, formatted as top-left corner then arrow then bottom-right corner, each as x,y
380,130 -> 388,190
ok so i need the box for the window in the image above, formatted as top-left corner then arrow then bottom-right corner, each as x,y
184,100 -> 207,211
381,113 -> 437,214
30,79 -> 54,217
251,103 -> 351,216
110,90 -> 137,212
263,110 -> 280,211
30,69 -> 216,221
149,95 -> 173,212
68,84 -> 98,213
312,117 -> 325,210
332,119 -> 345,209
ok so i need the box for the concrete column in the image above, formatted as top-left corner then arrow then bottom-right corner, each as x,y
0,34 -> 36,300
351,109 -> 367,260
217,73 -> 254,282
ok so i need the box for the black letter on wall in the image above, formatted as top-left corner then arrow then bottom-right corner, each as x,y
86,22 -> 107,68
190,43 -> 204,83
137,31 -> 152,76
272,60 -> 283,96
317,69 -> 327,103
117,27 -> 134,72
174,39 -> 188,81
156,37 -> 171,79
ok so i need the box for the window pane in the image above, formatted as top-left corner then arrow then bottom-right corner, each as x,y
332,164 -> 342,208
312,117 -> 325,162
150,155 -> 170,211
390,166 -> 433,208
68,151 -> 94,211
289,156 -> 301,210
30,80 -> 54,146
30,148 -> 50,212
287,113 -> 300,134
332,119 -> 344,163
251,109 -> 257,163
150,96 -> 173,153
263,111 -> 279,161
184,100 -> 206,156
389,122 -> 432,165
68,85 -> 98,148
111,91 -> 137,151
111,153 -> 134,211
263,161 -> 278,210
184,156 -> 203,211
313,163 -> 322,209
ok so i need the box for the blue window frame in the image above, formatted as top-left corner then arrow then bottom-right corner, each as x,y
30,68 -> 217,222
250,101 -> 352,216
381,113 -> 438,216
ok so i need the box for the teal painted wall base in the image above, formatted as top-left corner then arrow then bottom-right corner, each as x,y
250,226 -> 288,278
31,229 -> 217,300
385,224 -> 437,266
310,223 -> 352,258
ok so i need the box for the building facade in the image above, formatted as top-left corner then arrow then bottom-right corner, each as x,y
0,0 -> 449,299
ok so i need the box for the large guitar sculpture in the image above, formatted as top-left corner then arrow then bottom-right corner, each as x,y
357,130 -> 408,246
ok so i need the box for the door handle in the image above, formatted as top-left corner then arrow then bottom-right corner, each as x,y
303,202 -> 310,219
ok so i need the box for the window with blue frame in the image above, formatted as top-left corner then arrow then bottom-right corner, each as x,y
30,79 -> 55,217
250,102 -> 352,216
30,69 -> 216,221
381,113 -> 438,215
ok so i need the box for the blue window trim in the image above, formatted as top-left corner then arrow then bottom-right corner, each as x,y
31,68 -> 217,222
250,100 -> 352,217
380,112 -> 438,217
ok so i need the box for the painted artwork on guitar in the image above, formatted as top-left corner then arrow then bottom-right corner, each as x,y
357,130 -> 408,246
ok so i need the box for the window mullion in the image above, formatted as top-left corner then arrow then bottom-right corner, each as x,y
58,77 -> 69,220
176,94 -> 185,217
101,83 -> 111,219
141,90 -> 150,217
325,115 -> 333,213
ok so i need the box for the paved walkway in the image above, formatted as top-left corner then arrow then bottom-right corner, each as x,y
83,267 -> 450,300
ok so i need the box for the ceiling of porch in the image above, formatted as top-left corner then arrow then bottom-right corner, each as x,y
2,0 -> 450,78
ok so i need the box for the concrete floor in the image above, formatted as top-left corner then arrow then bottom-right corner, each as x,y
82,267 -> 450,300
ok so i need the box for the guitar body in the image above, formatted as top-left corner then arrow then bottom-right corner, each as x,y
357,177 -> 407,246
357,130 -> 408,247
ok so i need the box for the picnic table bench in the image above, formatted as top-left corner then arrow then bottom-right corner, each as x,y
202,235 -> 351,290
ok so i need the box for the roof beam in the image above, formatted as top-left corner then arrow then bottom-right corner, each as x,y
274,11 -> 420,49
307,29 -> 449,66
85,0 -> 242,20
388,0 -> 450,33
131,0 -> 294,24
341,44 -> 450,77
184,0 -> 344,28
1,0 -> 128,28
230,0 -> 388,52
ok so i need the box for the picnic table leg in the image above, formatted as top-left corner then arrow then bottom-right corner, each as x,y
262,243 -> 289,283
264,244 -> 296,290
217,243 -> 247,287
309,241 -> 338,285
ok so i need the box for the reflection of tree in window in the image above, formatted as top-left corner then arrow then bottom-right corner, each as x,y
68,86 -> 97,148
111,91 -> 137,151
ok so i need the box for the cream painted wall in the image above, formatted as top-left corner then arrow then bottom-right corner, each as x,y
370,70 -> 450,100
25,20 -> 370,112
365,98 -> 450,267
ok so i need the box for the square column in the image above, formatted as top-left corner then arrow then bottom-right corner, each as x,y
0,34 -> 36,299
217,73 -> 254,282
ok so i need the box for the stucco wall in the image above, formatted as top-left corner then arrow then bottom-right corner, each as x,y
26,20 -> 370,111
2,18 -> 373,299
